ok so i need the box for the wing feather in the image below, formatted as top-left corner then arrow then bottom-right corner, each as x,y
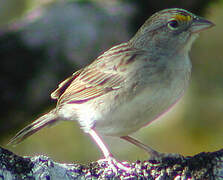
51,43 -> 145,105
51,69 -> 82,100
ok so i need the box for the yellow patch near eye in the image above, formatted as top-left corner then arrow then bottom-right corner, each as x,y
174,14 -> 191,22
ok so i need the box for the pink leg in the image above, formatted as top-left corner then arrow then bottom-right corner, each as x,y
88,129 -> 111,158
88,129 -> 131,172
121,136 -> 160,157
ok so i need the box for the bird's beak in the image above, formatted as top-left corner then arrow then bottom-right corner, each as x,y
191,17 -> 215,33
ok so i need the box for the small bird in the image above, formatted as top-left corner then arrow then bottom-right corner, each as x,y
9,8 -> 214,171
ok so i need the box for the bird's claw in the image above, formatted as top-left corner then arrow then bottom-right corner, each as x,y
97,156 -> 132,173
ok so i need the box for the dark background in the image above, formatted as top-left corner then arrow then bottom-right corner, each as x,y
0,0 -> 222,163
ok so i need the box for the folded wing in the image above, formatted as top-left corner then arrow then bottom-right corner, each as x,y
51,44 -> 144,105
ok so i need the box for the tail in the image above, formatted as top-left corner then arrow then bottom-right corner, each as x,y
8,109 -> 59,146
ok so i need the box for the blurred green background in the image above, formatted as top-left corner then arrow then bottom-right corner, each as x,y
0,0 -> 222,164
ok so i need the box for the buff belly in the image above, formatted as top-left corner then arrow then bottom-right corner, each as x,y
95,76 -> 187,136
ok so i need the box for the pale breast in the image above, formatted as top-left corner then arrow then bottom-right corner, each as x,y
95,58 -> 191,136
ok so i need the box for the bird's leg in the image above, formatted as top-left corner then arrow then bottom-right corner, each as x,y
88,129 -> 131,172
121,136 -> 161,158
121,136 -> 183,160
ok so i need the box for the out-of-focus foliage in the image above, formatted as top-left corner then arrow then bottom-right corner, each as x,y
0,0 -> 29,26
0,0 -> 54,27
0,0 -> 222,164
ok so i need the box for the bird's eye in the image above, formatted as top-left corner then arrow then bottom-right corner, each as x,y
167,20 -> 179,30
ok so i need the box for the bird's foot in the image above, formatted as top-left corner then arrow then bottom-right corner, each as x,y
97,156 -> 132,173
148,150 -> 183,161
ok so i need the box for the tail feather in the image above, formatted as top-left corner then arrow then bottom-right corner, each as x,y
8,109 -> 58,146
